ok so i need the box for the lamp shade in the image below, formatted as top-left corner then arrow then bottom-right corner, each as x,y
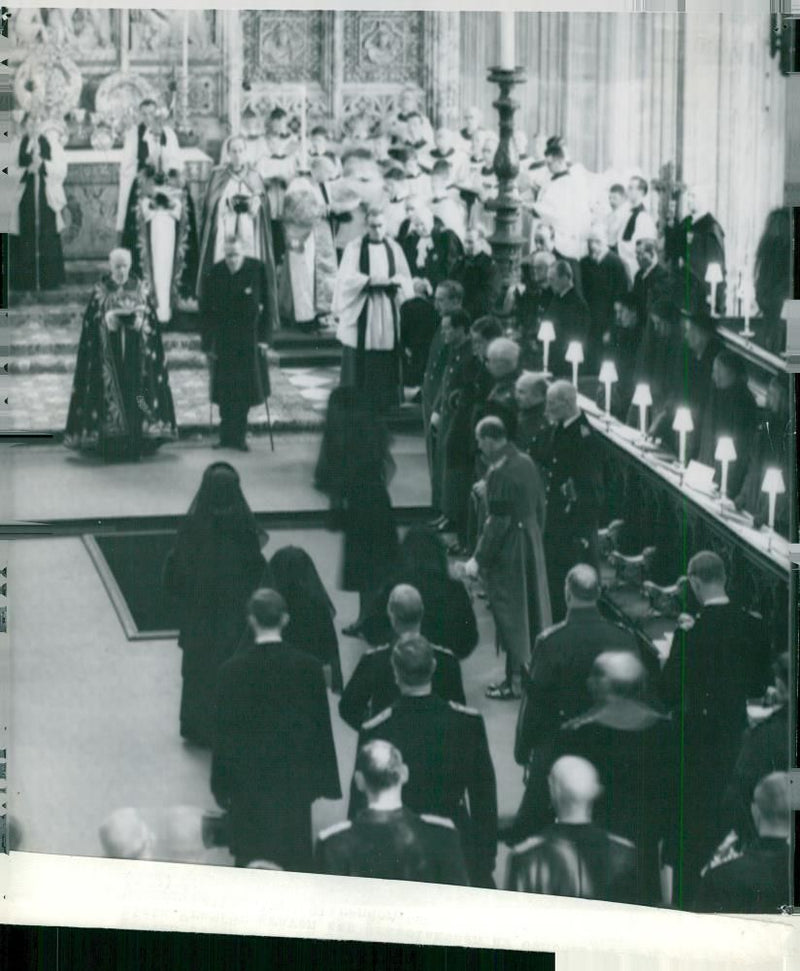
672,406 -> 694,433
761,467 -> 786,495
565,340 -> 584,364
705,262 -> 723,285
537,319 -> 555,343
598,360 -> 618,384
632,383 -> 652,407
714,436 -> 737,463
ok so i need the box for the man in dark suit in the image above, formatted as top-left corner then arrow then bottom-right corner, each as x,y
631,238 -> 671,333
695,772 -> 790,914
513,371 -> 551,467
662,551 -> 771,906
506,755 -> 639,905
540,381 -> 603,622
200,234 -> 276,452
579,225 -> 629,373
545,261 -> 591,379
316,739 -> 470,886
351,636 -> 498,887
211,589 -> 341,870
515,564 -> 651,769
338,584 -> 465,731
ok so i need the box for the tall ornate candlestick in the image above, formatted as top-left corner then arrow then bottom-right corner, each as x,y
487,66 -> 527,310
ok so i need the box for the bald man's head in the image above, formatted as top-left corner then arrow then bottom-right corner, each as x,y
99,809 -> 151,860
752,772 -> 790,837
590,651 -> 646,702
486,338 -> 520,379
387,584 -> 424,634
355,740 -> 409,796
565,564 -> 600,607
548,756 -> 603,822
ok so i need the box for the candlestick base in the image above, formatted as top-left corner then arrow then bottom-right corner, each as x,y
486,66 -> 527,310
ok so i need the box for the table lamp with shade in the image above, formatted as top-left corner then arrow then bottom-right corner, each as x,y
761,466 -> 786,548
714,435 -> 737,501
632,383 -> 652,437
537,319 -> 555,372
705,262 -> 724,317
565,340 -> 584,388
672,406 -> 694,468
598,360 -> 618,417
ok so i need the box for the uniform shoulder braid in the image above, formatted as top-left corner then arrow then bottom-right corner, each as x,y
361,707 -> 393,731
420,814 -> 456,830
317,820 -> 352,841
448,700 -> 480,716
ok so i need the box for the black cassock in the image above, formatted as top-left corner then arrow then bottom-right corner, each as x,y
201,257 -> 273,446
10,134 -> 65,292
64,275 -> 177,461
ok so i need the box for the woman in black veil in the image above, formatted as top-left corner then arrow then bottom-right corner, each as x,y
314,387 -> 399,637
269,546 -> 343,693
358,526 -> 478,659
163,462 -> 268,746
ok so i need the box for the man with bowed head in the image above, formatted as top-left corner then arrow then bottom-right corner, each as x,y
200,234 -> 274,452
315,740 -> 470,886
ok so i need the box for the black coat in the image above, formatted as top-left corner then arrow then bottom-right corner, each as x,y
402,223 -> 463,287
579,250 -> 629,368
515,606 -> 648,764
10,134 -> 65,291
694,837 -> 789,914
545,287 -> 591,378
542,413 -> 603,541
211,640 -> 341,869
351,694 -> 498,887
315,807 -> 470,886
661,602 -> 771,897
697,381 -> 759,497
452,252 -> 498,320
338,641 -> 466,731
400,296 -> 438,387
506,822 -> 639,905
200,257 -> 273,406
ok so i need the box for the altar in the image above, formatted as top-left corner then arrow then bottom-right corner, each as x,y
60,147 -> 213,261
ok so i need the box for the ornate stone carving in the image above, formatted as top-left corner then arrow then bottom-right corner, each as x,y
14,46 -> 83,120
10,8 -> 115,61
244,86 -> 330,131
129,11 -> 219,60
95,72 -> 157,133
343,12 -> 424,84
242,11 -> 326,85
342,91 -> 403,132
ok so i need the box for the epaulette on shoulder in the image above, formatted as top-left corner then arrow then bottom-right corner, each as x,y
607,832 -> 636,849
362,707 -> 393,731
433,643 -> 455,658
317,820 -> 352,842
562,711 -> 596,732
448,701 -> 480,716
420,814 -> 456,830
509,835 -> 545,855
538,619 -> 568,639
365,644 -> 391,656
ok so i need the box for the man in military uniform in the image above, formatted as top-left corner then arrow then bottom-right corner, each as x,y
338,584 -> 465,731
350,636 -> 498,887
513,371 -> 551,467
540,380 -> 603,622
315,740 -> 470,886
514,564 -> 648,770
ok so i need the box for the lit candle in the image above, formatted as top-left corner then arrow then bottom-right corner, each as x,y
632,383 -> 652,437
299,84 -> 308,172
565,341 -> 583,388
499,12 -> 515,71
182,12 -> 189,79
598,360 -> 618,416
672,406 -> 694,468
714,436 -> 737,500
537,319 -> 555,372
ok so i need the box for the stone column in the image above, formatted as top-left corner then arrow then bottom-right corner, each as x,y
224,9 -> 243,133
427,11 -> 460,129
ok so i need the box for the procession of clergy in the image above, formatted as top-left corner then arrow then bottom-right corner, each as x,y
10,90 -> 791,912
